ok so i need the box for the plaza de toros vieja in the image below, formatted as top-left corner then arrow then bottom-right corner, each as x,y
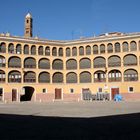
0,13 -> 140,102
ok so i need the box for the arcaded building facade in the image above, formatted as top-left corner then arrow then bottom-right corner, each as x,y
0,13 -> 140,102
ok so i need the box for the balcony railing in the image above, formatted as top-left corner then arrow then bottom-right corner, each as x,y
94,78 -> 106,82
109,77 -> 122,82
24,79 -> 36,83
124,63 -> 137,66
24,65 -> 36,68
0,63 -> 6,67
9,78 -> 21,83
124,77 -> 138,81
0,78 -> 5,83
94,64 -> 106,68
108,62 -> 121,67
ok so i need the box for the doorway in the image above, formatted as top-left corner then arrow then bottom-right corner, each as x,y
20,86 -> 34,101
0,88 -> 3,101
12,89 -> 17,101
111,88 -> 119,100
82,88 -> 91,100
55,88 -> 62,99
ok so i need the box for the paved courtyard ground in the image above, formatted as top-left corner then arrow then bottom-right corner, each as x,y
1,101 -> 140,139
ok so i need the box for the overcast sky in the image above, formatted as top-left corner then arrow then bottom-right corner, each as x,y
0,0 -> 140,40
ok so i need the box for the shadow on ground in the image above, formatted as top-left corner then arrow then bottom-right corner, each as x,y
0,113 -> 140,140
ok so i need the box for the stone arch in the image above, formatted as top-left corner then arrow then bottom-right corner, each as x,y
24,71 -> 36,83
108,55 -> 121,67
94,57 -> 106,68
24,44 -> 29,54
8,43 -> 14,54
66,72 -> 77,83
38,46 -> 44,55
0,42 -> 6,53
80,58 -> 91,69
52,59 -> 63,70
31,45 -> 36,55
24,57 -> 36,68
80,71 -> 91,83
8,56 -> 21,68
66,59 -> 77,70
52,72 -> 63,83
38,58 -> 50,69
79,46 -> 84,55
8,70 -> 21,83
38,72 -> 50,83
108,69 -> 122,82
124,69 -> 138,81
123,54 -> 137,66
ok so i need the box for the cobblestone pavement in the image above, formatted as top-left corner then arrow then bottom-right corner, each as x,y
0,101 -> 140,117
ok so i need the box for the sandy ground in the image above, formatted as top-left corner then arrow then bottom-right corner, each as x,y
0,101 -> 140,139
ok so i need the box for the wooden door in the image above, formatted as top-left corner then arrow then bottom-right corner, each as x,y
55,88 -> 62,99
111,88 -> 119,100
12,89 -> 17,101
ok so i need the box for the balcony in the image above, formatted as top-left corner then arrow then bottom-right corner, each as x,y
109,77 -> 122,82
94,64 -> 106,68
94,78 -> 106,83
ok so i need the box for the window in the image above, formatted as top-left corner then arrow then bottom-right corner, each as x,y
98,88 -> 102,93
128,87 -> 134,93
70,89 -> 74,93
42,89 -> 47,93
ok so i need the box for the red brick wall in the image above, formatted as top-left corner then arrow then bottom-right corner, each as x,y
121,93 -> 140,101
36,93 -> 55,102
63,93 -> 81,102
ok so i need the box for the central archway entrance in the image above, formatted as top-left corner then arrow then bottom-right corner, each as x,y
20,86 -> 34,102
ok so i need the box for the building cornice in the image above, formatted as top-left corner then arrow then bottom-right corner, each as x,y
0,32 -> 140,46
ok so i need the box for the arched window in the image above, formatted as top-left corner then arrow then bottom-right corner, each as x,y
93,45 -> 98,54
122,42 -> 129,52
79,46 -> 84,55
124,69 -> 138,81
107,43 -> 113,53
52,59 -> 63,70
94,71 -> 106,82
38,46 -> 43,55
66,72 -> 77,83
94,57 -> 106,68
52,47 -> 57,56
66,59 -> 77,70
16,44 -> 21,54
52,72 -> 63,83
66,48 -> 70,57
115,42 -> 121,53
8,57 -> 21,68
108,70 -> 121,82
0,55 -> 6,67
86,46 -> 91,55
100,44 -> 105,54
45,46 -> 50,56
24,57 -> 36,68
59,48 -> 63,56
24,71 -> 36,83
130,41 -> 137,51
0,70 -> 5,83
8,43 -> 14,54
72,47 -> 77,56
80,58 -> 91,69
8,71 -> 21,83
39,72 -> 50,83
108,55 -> 121,67
24,45 -> 29,54
38,58 -> 50,69
31,45 -> 36,55
123,54 -> 137,66
80,72 -> 91,83
0,42 -> 6,53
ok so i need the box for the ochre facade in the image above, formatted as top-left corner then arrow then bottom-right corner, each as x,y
0,14 -> 140,102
